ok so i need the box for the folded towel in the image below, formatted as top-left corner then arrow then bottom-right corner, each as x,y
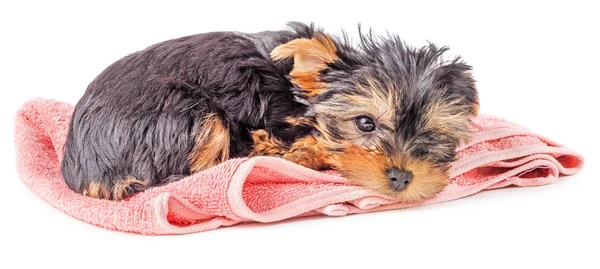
14,98 -> 584,235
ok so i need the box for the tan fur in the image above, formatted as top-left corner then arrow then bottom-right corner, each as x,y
351,77 -> 398,129
397,159 -> 449,202
250,114 -> 451,202
284,116 -> 314,126
261,128 -> 450,202
473,103 -> 480,116
309,78 -> 398,149
277,76 -> 456,202
249,129 -> 287,157
424,98 -> 474,140
328,144 -> 389,190
188,114 -> 231,173
271,34 -> 338,97
328,145 -> 449,202
283,135 -> 332,170
112,177 -> 147,200
252,126 -> 449,202
83,182 -> 110,199
249,130 -> 331,170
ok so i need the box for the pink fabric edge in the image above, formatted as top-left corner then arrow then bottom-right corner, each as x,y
153,145 -> 581,234
14,99 -> 585,235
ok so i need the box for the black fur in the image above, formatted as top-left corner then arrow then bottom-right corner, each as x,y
62,23 -> 317,194
311,30 -> 478,168
62,22 -> 478,201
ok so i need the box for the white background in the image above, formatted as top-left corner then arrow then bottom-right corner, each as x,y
1,1 -> 598,268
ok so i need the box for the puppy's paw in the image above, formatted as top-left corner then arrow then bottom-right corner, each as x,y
250,130 -> 287,157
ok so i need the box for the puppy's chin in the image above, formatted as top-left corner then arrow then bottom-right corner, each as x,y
326,145 -> 450,203
373,172 -> 449,203
343,168 -> 449,203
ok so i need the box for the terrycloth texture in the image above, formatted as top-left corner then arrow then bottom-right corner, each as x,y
15,98 -> 583,235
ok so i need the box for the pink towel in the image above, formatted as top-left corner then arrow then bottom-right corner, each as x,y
14,98 -> 584,235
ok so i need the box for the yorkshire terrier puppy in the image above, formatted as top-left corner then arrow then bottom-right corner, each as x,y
62,22 -> 479,202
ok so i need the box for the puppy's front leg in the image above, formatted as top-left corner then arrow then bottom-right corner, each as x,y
249,129 -> 288,157
250,130 -> 331,170
282,136 -> 332,170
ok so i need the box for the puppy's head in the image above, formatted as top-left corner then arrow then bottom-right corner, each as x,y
272,32 -> 479,202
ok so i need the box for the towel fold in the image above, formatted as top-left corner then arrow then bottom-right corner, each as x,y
14,98 -> 583,235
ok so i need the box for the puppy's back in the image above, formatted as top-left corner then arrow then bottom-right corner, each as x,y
61,25 -> 314,199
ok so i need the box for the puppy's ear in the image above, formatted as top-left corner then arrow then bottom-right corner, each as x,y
271,34 -> 339,97
435,63 -> 480,118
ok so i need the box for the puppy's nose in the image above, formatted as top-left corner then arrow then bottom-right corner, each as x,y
387,168 -> 413,191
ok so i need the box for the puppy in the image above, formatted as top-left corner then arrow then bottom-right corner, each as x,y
61,22 -> 479,202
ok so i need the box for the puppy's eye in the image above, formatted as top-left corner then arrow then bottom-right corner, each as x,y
355,116 -> 376,133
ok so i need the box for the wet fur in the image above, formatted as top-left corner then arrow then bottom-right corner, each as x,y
62,22 -> 478,201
